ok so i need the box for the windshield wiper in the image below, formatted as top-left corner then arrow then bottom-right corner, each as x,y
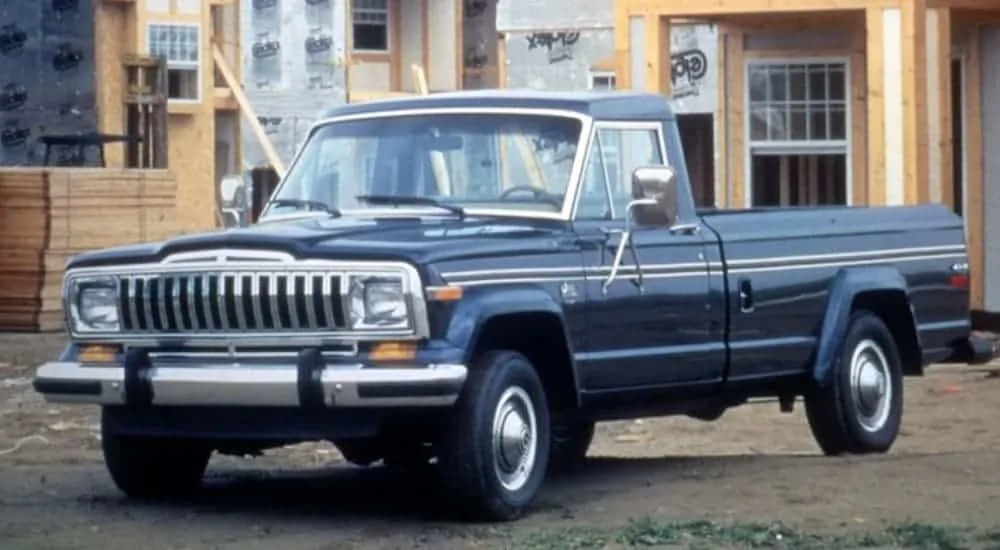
268,198 -> 341,217
355,194 -> 466,220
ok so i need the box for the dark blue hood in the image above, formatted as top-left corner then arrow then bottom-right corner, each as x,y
66,213 -> 573,278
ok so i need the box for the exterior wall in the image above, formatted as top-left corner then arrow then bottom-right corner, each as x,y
0,0 -> 98,166
428,0 -> 459,90
240,0 -> 347,168
710,17 -> 868,208
981,27 -> 1000,311
499,0 -> 716,115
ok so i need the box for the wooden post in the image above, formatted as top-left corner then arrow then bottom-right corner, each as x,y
866,7 -> 886,205
644,14 -> 672,95
902,0 -> 928,204
212,42 -> 286,177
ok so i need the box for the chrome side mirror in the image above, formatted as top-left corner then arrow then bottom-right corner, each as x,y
602,166 -> 679,295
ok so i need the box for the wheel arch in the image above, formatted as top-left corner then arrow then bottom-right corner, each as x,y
444,284 -> 581,411
812,267 -> 921,386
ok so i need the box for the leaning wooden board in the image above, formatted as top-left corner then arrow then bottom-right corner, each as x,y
0,168 -> 180,332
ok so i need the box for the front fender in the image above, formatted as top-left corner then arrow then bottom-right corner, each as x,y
811,267 -> 917,385
443,283 -> 568,357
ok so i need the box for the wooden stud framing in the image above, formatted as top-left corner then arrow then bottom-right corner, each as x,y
865,6 -> 886,205
937,7 -> 954,210
497,32 -> 507,88
964,24 -> 984,310
850,22 -> 868,206
902,0 -> 929,204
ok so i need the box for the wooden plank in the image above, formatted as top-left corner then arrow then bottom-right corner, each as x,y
965,25 -> 984,310
625,0 -> 900,17
938,7 -> 954,210
211,42 -> 286,177
866,6 -> 886,205
902,0 -> 929,204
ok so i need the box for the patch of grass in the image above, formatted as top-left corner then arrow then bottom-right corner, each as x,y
506,518 -> 1000,550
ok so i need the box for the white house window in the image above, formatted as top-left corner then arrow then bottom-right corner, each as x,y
147,23 -> 200,101
589,71 -> 617,90
746,61 -> 850,206
352,0 -> 389,52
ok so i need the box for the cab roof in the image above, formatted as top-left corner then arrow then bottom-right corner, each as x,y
318,89 -> 676,122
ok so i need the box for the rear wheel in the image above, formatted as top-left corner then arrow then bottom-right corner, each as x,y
804,311 -> 904,455
101,410 -> 212,499
439,350 -> 551,521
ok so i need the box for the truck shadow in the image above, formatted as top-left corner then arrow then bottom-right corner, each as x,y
101,451 -> 952,523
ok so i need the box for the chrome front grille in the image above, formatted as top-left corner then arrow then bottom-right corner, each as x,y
117,272 -> 345,333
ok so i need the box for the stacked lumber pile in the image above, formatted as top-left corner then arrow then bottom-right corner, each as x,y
0,168 -> 179,332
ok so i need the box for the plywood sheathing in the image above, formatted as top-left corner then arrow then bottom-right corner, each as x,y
0,168 -> 178,332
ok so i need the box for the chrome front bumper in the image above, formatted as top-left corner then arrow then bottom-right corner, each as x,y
33,361 -> 468,408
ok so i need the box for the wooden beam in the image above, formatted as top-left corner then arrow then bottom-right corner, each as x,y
850,25 -> 867,206
211,43 -> 286,177
965,25 -> 984,310
937,8 -> 954,210
625,0 -> 899,17
865,6 -> 885,205
644,15 -> 671,95
901,0 -> 929,204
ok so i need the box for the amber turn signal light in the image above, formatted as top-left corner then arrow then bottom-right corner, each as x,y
78,344 -> 120,364
369,341 -> 417,362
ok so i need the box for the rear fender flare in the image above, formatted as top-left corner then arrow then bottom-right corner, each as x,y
811,267 -> 918,386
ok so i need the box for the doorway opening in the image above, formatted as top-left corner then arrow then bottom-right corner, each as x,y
677,113 -> 715,207
951,56 -> 965,218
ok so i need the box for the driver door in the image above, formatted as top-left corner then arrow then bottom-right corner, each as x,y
572,123 -> 718,394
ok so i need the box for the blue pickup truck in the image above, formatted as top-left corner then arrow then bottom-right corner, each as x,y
33,90 -> 992,521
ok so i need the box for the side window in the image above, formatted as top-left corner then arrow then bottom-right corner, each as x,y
576,127 -> 664,220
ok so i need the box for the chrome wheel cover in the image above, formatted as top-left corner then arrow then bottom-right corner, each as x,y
491,386 -> 538,492
848,338 -> 893,433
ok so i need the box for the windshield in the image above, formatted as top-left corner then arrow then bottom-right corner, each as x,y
264,112 -> 584,217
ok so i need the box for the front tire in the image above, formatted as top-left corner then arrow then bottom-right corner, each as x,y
439,350 -> 551,521
804,311 -> 904,455
101,410 -> 212,499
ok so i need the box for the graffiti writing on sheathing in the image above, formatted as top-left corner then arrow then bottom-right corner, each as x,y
526,31 -> 580,64
671,48 -> 708,99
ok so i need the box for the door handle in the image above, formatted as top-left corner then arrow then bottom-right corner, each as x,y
739,279 -> 754,313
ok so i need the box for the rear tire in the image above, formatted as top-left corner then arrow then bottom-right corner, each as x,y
439,350 -> 551,521
804,311 -> 904,455
101,410 -> 212,499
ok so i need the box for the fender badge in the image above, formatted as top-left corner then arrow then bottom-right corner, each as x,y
560,282 -> 579,304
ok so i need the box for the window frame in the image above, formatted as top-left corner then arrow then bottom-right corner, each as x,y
351,0 -> 391,53
743,57 -> 852,207
588,70 -> 617,90
570,120 -> 669,221
146,21 -> 202,103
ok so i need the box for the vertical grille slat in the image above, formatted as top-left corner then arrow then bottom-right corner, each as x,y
186,275 -> 200,330
117,269 -> 350,333
233,274 -> 248,329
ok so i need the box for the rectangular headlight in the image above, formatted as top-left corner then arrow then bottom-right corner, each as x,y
67,276 -> 121,333
347,274 -> 410,330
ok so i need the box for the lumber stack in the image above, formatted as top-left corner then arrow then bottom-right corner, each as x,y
0,168 -> 179,332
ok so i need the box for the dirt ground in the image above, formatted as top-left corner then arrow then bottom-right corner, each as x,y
2,333 -> 1000,550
